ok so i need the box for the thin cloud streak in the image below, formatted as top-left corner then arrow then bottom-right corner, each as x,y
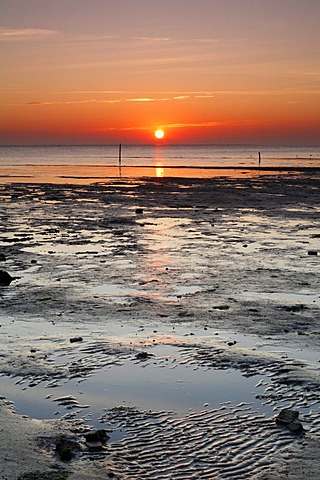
94,120 -> 252,132
11,95 -> 192,106
163,120 -> 252,129
10,88 -> 319,108
0,28 -> 58,41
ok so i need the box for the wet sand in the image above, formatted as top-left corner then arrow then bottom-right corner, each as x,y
0,171 -> 319,479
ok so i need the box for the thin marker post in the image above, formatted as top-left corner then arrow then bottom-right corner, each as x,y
119,143 -> 122,166
118,143 -> 122,177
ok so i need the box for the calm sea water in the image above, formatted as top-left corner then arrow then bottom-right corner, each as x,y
0,144 -> 319,168
0,145 -> 319,182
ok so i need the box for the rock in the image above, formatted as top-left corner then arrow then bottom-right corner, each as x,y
136,351 -> 151,360
85,429 -> 109,443
69,337 -> 83,343
285,304 -> 305,313
276,409 -> 299,424
85,429 -> 109,451
276,409 -> 304,433
86,439 -> 103,451
0,270 -> 13,286
135,208 -> 144,214
55,435 -> 76,461
287,422 -> 304,433
211,305 -> 230,310
0,253 -> 6,262
308,250 -> 318,256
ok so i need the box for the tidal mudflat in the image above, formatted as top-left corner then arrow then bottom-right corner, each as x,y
0,172 -> 319,479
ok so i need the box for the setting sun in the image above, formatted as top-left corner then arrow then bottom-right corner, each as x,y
155,129 -> 165,139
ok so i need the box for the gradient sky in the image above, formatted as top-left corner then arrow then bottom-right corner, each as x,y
1,0 -> 320,145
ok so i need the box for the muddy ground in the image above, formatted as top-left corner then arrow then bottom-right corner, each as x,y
0,172 -> 319,479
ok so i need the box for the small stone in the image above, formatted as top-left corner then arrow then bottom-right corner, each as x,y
85,429 -> 109,443
0,270 -> 13,286
287,422 -> 304,433
85,429 -> 109,451
136,351 -> 151,360
86,438 -> 102,451
285,304 -> 305,312
276,409 -> 304,433
211,305 -> 230,310
69,337 -> 83,343
276,409 -> 299,424
308,250 -> 318,256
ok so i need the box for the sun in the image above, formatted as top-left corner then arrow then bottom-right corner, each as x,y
155,129 -> 165,139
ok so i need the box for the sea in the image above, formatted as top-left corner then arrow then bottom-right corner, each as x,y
0,144 -> 319,182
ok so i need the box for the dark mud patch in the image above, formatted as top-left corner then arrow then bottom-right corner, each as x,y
17,472 -> 69,480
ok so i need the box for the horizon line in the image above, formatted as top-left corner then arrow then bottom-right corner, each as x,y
1,143 -> 320,148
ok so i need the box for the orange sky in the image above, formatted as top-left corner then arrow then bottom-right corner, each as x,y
1,0 -> 320,145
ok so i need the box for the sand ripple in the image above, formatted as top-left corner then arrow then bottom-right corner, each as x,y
101,404 -> 296,479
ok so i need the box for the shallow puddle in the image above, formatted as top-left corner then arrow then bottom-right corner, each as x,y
238,291 -> 320,306
2,337 -> 318,480
1,343 -> 267,429
92,283 -> 140,297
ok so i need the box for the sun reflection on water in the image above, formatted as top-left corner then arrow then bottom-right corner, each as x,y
155,165 -> 165,177
155,145 -> 165,177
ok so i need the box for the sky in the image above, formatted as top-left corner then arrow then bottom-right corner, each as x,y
1,0 -> 320,145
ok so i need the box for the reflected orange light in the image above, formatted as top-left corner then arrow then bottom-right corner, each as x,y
155,165 -> 165,177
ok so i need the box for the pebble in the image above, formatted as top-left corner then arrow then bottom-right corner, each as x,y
70,337 -> 83,343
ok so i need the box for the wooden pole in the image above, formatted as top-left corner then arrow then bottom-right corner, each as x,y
258,151 -> 261,168
119,143 -> 122,166
118,143 -> 122,178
